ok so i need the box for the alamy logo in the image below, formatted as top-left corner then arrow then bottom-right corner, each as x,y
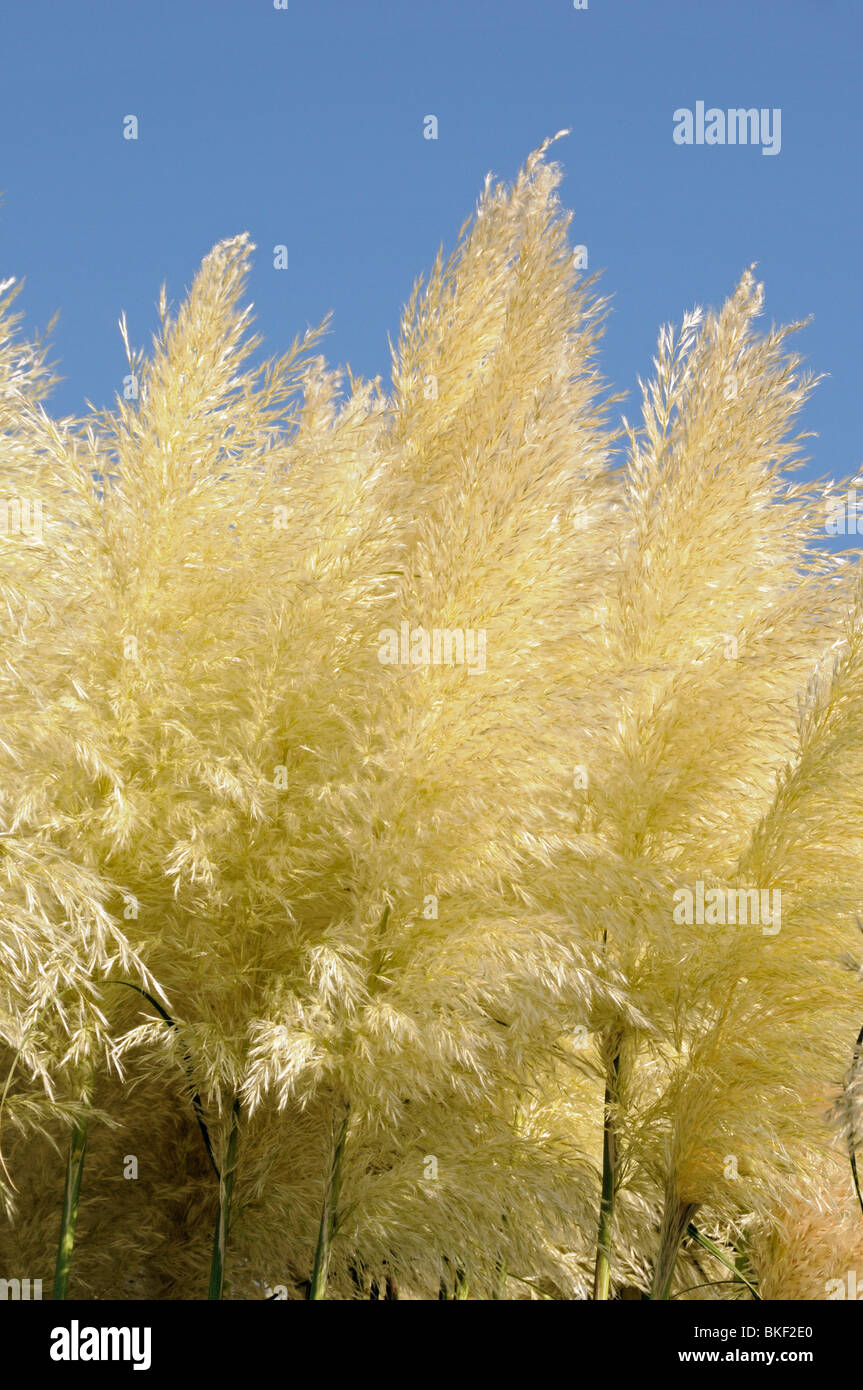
50,1321 -> 152,1372
0,496 -> 43,541
672,881 -> 781,935
825,488 -> 863,535
673,102 -> 781,156
0,1277 -> 42,1299
378,622 -> 487,675
826,1271 -> 863,1299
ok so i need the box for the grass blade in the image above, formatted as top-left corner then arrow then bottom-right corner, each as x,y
686,1224 -> 761,1300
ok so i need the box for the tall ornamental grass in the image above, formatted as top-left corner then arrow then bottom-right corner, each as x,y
1,136 -> 861,1299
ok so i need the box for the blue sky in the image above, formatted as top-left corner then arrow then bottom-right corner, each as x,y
1,0 -> 860,494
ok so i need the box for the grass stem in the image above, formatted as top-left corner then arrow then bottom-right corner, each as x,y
208,1097 -> 240,1300
649,1195 -> 698,1300
308,1102 -> 349,1300
53,1110 -> 89,1300
593,1049 -> 620,1299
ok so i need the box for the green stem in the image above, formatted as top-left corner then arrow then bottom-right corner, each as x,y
208,1098 -> 240,1300
593,1049 -> 620,1299
649,1195 -> 698,1300
53,1110 -> 89,1300
308,1102 -> 349,1300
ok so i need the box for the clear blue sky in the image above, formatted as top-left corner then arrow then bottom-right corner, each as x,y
1,0 -> 860,493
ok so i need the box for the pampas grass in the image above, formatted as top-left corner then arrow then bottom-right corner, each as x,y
1,136 -> 861,1299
